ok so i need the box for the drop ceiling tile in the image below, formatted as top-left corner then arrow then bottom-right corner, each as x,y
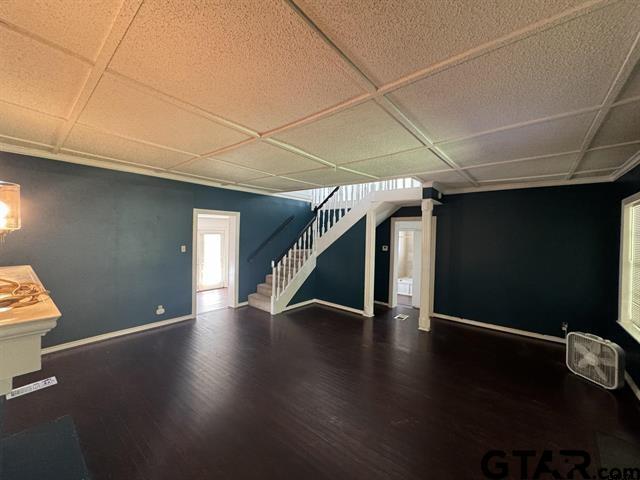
344,147 -> 447,177
79,74 -> 250,155
215,141 -> 322,175
618,61 -> 640,101
286,167 -> 372,186
591,101 -> 640,147
389,2 -> 638,141
579,144 -> 640,172
439,112 -> 595,168
64,125 -> 191,169
0,0 -> 121,60
0,28 -> 90,117
244,176 -> 317,191
466,153 -> 577,181
274,101 -> 422,164
109,0 -> 363,132
296,0 -> 591,85
175,158 -> 265,183
0,102 -> 61,145
415,170 -> 472,188
573,169 -> 615,179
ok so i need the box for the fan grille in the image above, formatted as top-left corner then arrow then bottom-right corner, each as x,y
566,333 -> 622,389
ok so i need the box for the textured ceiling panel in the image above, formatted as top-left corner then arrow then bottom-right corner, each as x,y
0,102 -> 61,145
0,0 -> 121,60
415,170 -> 473,188
286,167 -> 372,186
618,62 -> 640,101
579,144 -> 640,172
243,176 -> 318,191
0,28 -> 90,117
591,101 -> 640,147
344,147 -> 447,177
296,0 -> 589,85
439,112 -> 595,167
389,2 -> 638,141
64,125 -> 191,169
215,141 -> 322,175
79,74 -> 249,155
109,0 -> 362,132
274,101 -> 421,164
466,153 -> 577,181
175,158 -> 265,183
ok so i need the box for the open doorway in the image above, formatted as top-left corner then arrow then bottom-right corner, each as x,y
389,218 -> 422,308
192,209 -> 240,315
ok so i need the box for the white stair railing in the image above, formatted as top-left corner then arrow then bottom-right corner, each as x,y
309,177 -> 420,210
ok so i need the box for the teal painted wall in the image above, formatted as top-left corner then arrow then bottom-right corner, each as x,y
0,152 -> 312,347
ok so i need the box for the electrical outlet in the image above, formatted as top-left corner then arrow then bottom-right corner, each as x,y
382,245 -> 389,252
180,245 -> 187,253
156,305 -> 165,315
561,322 -> 568,336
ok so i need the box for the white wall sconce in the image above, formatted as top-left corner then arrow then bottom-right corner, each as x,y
0,181 -> 21,241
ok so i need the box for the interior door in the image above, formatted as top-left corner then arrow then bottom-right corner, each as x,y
197,231 -> 225,291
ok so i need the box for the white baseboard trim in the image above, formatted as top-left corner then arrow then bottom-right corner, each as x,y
42,314 -> 195,355
283,299 -> 316,312
626,372 -> 640,402
281,298 -> 365,316
315,299 -> 364,315
235,301 -> 248,307
432,313 -> 566,344
374,300 -> 390,306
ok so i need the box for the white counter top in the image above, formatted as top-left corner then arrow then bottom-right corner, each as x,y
0,265 -> 60,396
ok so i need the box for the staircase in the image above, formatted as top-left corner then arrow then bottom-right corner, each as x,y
247,179 -> 422,314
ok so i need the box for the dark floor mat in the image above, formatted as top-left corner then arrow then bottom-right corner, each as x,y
596,432 -> 640,469
1,415 -> 91,480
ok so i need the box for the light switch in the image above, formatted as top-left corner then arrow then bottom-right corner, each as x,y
382,245 -> 389,252
180,245 -> 187,253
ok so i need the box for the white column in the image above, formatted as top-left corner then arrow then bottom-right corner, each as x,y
363,209 -> 376,317
419,199 -> 435,331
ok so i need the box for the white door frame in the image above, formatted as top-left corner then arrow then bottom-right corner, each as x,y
192,209 -> 240,314
388,217 -> 421,308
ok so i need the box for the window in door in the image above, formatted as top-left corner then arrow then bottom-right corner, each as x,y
198,231 -> 225,291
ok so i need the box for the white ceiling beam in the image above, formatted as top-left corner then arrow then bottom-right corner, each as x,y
567,9 -> 640,179
52,0 -> 145,153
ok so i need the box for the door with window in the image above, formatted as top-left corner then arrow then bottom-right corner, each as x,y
197,231 -> 226,291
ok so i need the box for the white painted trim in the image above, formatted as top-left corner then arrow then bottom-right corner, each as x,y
192,209 -> 240,315
388,216 -> 422,308
625,372 -> 640,402
418,200 -> 435,331
374,300 -> 389,307
363,210 -> 376,317
315,299 -> 365,315
42,314 -> 195,355
442,175 -> 611,195
236,301 -> 249,307
432,313 -> 566,344
272,254 -> 316,314
282,299 -> 316,312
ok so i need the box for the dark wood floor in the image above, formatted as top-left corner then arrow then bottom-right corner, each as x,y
5,305 -> 640,479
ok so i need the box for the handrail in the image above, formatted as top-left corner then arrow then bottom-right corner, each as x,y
272,186 -> 339,265
247,215 -> 294,263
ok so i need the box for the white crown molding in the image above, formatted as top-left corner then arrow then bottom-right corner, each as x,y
0,141 -> 310,200
441,175 -> 612,195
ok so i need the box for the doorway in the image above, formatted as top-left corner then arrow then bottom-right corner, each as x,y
389,218 -> 422,308
192,209 -> 240,314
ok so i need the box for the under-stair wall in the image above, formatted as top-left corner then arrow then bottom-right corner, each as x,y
286,217 -> 367,312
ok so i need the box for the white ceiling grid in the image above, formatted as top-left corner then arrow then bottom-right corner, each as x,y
0,0 -> 638,193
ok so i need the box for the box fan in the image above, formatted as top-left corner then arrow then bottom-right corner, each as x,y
566,332 -> 625,390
